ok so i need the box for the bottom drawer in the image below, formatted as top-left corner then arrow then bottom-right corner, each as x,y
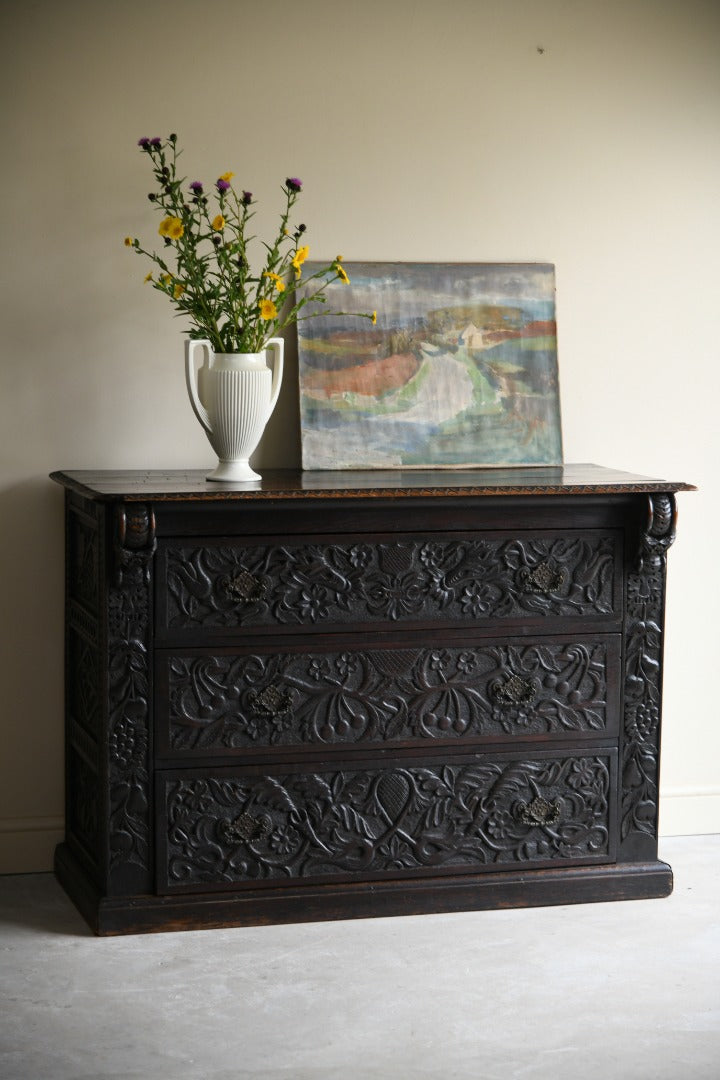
157,749 -> 617,893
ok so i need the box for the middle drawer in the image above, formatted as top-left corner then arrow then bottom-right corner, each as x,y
155,635 -> 621,760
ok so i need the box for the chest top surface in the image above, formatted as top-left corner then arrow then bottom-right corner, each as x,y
50,464 -> 694,503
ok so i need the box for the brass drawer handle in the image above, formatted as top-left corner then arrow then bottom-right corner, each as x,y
516,796 -> 561,827
223,569 -> 266,603
248,684 -> 293,718
219,812 -> 271,845
491,675 -> 537,707
518,561 -> 567,594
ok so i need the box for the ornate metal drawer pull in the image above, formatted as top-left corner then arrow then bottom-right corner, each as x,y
491,674 -> 537,707
518,562 -> 567,594
223,569 -> 266,603
219,812 -> 271,845
516,796 -> 561,827
248,684 -> 293,718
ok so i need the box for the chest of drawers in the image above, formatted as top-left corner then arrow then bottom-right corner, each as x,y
51,466 -> 692,934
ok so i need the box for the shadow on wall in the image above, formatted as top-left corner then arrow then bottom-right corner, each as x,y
0,476 -> 66,810
255,329 -> 302,470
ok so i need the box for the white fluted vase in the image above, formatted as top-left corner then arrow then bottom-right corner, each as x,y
185,338 -> 284,482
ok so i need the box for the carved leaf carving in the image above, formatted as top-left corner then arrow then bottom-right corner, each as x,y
621,495 -> 676,848
164,639 -> 616,752
161,753 -> 613,889
162,532 -> 618,631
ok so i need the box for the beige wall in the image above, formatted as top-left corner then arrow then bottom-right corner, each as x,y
1,0 -> 718,871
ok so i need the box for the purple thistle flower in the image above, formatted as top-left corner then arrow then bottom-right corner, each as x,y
242,190 -> 253,206
189,181 -> 204,194
150,137 -> 162,147
216,179 -> 231,193
138,137 -> 151,149
286,177 -> 302,192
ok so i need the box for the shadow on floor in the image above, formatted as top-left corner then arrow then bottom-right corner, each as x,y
0,873 -> 93,937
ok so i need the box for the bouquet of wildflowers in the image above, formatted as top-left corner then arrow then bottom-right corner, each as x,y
125,134 -> 375,354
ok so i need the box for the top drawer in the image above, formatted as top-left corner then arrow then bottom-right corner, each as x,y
156,530 -> 621,638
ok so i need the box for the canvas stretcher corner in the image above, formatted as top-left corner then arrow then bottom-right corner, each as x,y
296,262 -> 563,470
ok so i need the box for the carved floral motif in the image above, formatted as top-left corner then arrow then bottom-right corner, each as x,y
621,494 -> 676,845
163,533 -> 618,630
164,640 -> 616,751
107,508 -> 154,889
162,753 -> 613,888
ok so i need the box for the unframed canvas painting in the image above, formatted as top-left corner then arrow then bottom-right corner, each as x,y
296,262 -> 563,470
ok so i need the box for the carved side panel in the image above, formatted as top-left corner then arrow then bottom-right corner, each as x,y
161,638 -> 619,753
161,531 -> 619,632
106,503 -> 154,893
620,494 -> 676,859
160,751 -> 615,891
65,499 -> 103,880
68,507 -> 100,612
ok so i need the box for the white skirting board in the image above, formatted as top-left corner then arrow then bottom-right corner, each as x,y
0,797 -> 718,873
0,817 -> 64,875
659,788 -> 720,837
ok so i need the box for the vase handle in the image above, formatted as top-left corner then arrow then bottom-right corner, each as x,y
265,337 -> 284,421
185,339 -> 213,434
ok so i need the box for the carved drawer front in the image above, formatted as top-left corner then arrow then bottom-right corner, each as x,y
156,636 -> 621,757
157,748 -> 617,893
156,530 -> 621,638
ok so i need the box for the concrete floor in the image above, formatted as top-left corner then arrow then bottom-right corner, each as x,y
0,836 -> 718,1080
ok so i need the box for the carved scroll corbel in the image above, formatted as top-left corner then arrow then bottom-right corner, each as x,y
638,493 -> 677,572
113,503 -> 157,586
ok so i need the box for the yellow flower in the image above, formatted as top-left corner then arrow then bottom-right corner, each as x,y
219,171 -> 235,182
263,271 -> 286,293
211,214 -> 226,231
336,254 -> 343,262
337,265 -> 350,285
124,236 -> 134,247
173,283 -> 185,299
371,310 -> 377,325
158,216 -> 184,240
259,298 -> 278,320
160,273 -> 172,286
144,272 -> 153,283
292,245 -> 309,276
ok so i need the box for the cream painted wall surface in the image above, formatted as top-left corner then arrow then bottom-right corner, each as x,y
0,0 -> 718,871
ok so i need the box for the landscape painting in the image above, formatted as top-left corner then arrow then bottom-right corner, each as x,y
296,262 -> 562,470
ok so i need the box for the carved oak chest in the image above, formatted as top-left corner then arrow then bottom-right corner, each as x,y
51,466 -> 692,934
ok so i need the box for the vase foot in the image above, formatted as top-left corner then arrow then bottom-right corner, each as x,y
206,460 -> 261,483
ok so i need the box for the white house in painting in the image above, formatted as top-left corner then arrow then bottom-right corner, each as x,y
458,322 -> 486,349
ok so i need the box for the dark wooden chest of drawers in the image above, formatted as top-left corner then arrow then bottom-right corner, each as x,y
51,466 -> 692,934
